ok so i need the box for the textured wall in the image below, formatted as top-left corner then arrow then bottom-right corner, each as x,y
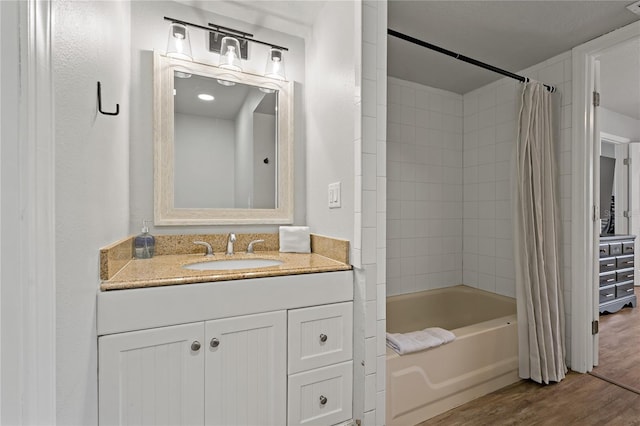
53,1 -> 131,423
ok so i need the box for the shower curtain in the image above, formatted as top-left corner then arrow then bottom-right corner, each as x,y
513,81 -> 567,384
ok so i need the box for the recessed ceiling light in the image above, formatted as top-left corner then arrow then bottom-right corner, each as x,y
198,93 -> 215,101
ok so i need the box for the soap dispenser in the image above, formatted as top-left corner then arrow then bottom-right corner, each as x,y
134,220 -> 155,259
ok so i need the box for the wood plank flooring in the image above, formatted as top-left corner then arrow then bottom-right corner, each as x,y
593,288 -> 640,392
418,288 -> 640,426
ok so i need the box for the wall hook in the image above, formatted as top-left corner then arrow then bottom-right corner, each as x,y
97,81 -> 120,116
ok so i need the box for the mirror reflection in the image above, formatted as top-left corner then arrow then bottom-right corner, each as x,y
173,72 -> 277,209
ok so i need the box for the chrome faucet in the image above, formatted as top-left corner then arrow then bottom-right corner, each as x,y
226,233 -> 237,255
247,239 -> 265,254
193,241 -> 214,257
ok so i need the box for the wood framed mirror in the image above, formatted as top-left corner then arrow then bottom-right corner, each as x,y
154,52 -> 294,225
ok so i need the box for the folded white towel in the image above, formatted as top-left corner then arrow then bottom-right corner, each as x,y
279,226 -> 311,253
386,327 -> 456,355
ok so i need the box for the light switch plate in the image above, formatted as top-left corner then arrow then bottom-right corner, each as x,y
328,182 -> 341,209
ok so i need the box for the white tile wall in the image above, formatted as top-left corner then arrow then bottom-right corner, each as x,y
386,77 -> 464,296
357,1 -> 387,424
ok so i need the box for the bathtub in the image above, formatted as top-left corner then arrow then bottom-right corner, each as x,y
386,285 -> 519,425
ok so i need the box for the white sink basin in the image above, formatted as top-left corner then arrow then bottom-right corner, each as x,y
183,258 -> 284,271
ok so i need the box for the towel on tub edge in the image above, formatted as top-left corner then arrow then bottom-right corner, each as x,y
386,327 -> 456,355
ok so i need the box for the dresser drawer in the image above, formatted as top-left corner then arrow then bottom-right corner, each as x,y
609,243 -> 623,256
599,257 -> 617,273
617,255 -> 634,269
616,281 -> 635,298
599,244 -> 610,258
622,242 -> 635,255
287,361 -> 353,426
288,302 -> 353,374
599,271 -> 617,287
599,286 -> 617,304
617,268 -> 635,283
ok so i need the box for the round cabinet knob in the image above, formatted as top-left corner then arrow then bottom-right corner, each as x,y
319,395 -> 328,405
319,334 -> 328,343
210,338 -> 220,348
191,341 -> 201,351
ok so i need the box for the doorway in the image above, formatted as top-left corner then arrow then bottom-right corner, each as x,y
571,21 -> 640,377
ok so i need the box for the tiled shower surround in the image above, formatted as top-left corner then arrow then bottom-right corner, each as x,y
386,53 -> 573,357
386,78 -> 464,296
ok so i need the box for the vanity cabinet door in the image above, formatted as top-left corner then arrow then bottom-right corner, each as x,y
98,322 -> 205,426
204,311 -> 287,426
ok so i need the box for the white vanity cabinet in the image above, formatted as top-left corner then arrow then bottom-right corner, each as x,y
287,302 -> 353,426
98,322 -> 205,426
205,311 -> 287,426
97,271 -> 353,426
98,311 -> 287,426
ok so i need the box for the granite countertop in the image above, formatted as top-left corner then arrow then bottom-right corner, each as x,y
101,251 -> 351,291
100,231 -> 352,291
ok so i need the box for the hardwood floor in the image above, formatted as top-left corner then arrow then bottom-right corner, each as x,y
419,372 -> 640,425
593,287 -> 640,392
418,288 -> 640,425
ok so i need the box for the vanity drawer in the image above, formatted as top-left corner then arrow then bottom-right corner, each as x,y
599,285 -> 617,304
622,242 -> 635,255
288,302 -> 353,374
617,255 -> 634,269
599,271 -> 617,287
599,244 -> 610,258
599,257 -> 617,273
287,361 -> 353,426
617,268 -> 635,282
616,281 -> 635,298
609,243 -> 623,256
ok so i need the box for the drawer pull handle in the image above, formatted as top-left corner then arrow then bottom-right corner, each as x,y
627,288 -> 635,293
319,334 -> 328,343
319,395 -> 328,405
191,341 -> 201,351
605,263 -> 614,267
605,278 -> 615,283
210,338 -> 220,348
605,293 -> 615,298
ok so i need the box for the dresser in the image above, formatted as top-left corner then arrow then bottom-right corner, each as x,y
599,235 -> 636,314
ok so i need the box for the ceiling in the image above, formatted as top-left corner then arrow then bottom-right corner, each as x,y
598,37 -> 640,120
174,73 -> 275,119
388,1 -> 640,94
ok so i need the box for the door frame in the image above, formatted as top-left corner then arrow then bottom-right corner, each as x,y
571,20 -> 640,373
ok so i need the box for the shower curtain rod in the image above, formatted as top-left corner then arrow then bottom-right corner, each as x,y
388,29 -> 556,93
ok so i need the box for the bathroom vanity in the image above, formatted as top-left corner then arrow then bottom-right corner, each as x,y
598,234 -> 636,314
97,234 -> 354,426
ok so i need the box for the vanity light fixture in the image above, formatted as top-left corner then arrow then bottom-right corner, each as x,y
218,37 -> 243,71
166,22 -> 193,61
264,48 -> 286,80
197,93 -> 215,101
164,16 -> 289,81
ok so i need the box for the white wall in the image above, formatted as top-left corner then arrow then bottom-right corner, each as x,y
53,1 -> 131,424
601,107 -> 640,141
386,78 -> 463,296
305,1 -> 355,242
174,113 -> 235,208
253,113 -> 277,209
234,90 -> 265,208
129,1 -> 306,233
